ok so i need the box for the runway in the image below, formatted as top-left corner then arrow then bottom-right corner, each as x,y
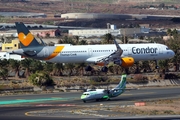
0,86 -> 180,120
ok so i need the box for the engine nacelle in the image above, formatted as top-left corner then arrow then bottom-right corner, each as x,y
114,60 -> 122,65
114,57 -> 134,68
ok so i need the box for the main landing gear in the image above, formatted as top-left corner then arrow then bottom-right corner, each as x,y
101,66 -> 108,72
155,60 -> 159,69
85,65 -> 92,71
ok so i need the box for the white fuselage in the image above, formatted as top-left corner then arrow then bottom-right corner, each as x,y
81,90 -> 107,101
46,43 -> 174,63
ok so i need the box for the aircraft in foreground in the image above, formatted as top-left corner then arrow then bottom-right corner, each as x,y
12,22 -> 175,72
81,74 -> 127,103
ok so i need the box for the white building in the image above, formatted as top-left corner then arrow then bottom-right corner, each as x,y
69,29 -> 120,38
0,52 -> 24,61
69,28 -> 146,38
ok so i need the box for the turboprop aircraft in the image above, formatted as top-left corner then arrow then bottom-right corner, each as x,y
11,22 -> 175,72
81,74 -> 127,103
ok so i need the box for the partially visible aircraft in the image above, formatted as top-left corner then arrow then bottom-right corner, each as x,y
81,74 -> 127,103
11,22 -> 175,72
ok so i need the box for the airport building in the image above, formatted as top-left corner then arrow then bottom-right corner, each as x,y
69,27 -> 148,38
0,12 -> 46,18
61,13 -> 180,21
69,29 -> 120,37
0,39 -> 23,61
2,39 -> 19,52
61,13 -> 131,20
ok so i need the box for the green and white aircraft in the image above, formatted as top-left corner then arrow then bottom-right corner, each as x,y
81,74 -> 127,103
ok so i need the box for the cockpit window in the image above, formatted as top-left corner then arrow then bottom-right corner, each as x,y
166,47 -> 170,50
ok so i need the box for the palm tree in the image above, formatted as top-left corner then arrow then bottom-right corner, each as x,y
9,59 -> 21,78
166,29 -> 172,36
103,33 -> 113,44
0,59 -> 9,67
166,31 -> 180,71
62,36 -> 75,45
134,61 -> 141,74
53,63 -> 64,76
0,68 -> 8,80
43,62 -> 54,75
74,35 -> 79,44
141,61 -> 151,73
0,59 -> 9,80
172,29 -> 178,37
75,62 -> 87,76
64,63 -> 75,76
78,40 -> 88,45
30,60 -> 44,73
20,58 -> 33,78
159,60 -> 169,74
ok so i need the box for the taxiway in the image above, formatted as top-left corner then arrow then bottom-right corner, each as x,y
0,87 -> 180,120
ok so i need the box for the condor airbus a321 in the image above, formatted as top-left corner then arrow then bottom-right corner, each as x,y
11,22 -> 175,72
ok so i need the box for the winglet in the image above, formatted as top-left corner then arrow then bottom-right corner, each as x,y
113,39 -> 123,56
15,22 -> 42,48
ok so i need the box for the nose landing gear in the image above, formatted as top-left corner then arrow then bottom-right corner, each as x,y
155,60 -> 159,69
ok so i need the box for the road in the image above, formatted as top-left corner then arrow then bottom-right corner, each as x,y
0,86 -> 180,120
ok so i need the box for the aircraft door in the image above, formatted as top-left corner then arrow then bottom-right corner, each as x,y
88,48 -> 92,56
159,46 -> 163,54
44,48 -> 49,57
128,47 -> 132,55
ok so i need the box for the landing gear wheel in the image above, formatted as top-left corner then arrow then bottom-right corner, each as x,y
154,60 -> 159,69
83,100 -> 86,103
155,66 -> 159,69
101,66 -> 108,72
96,99 -> 100,102
107,99 -> 111,101
85,65 -> 92,71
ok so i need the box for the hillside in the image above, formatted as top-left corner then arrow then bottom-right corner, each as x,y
1,0 -> 180,28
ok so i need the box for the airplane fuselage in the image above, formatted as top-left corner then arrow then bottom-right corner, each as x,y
12,43 -> 175,63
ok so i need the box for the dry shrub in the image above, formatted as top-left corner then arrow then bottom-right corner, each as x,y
133,74 -> 148,83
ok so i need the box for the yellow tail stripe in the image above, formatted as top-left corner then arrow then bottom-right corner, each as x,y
44,46 -> 64,60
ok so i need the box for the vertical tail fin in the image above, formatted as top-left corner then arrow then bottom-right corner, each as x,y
110,74 -> 126,97
115,74 -> 126,89
15,22 -> 42,48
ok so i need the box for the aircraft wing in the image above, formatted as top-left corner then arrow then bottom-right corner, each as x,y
65,88 -> 87,92
112,88 -> 138,91
85,40 -> 123,64
85,55 -> 109,63
102,40 -> 123,61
